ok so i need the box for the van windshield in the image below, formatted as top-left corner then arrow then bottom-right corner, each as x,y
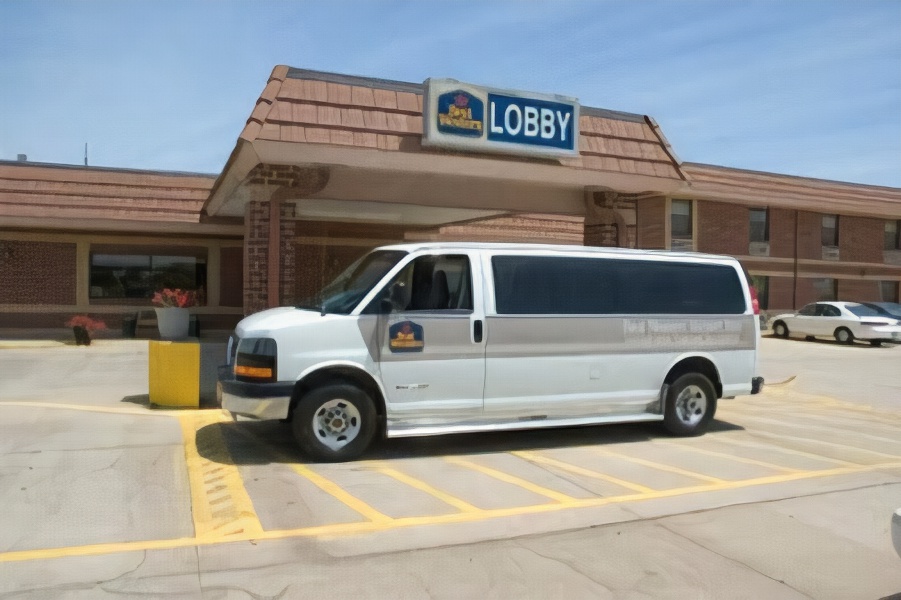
296,250 -> 407,315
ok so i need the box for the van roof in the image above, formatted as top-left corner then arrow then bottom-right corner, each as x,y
375,242 -> 738,264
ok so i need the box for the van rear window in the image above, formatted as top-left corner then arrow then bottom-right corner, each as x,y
492,256 -> 746,315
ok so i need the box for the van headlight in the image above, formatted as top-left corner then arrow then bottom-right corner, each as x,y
234,337 -> 278,383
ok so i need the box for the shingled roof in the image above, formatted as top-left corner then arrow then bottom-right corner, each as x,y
205,66 -> 687,217
682,163 -> 901,218
0,161 -> 228,232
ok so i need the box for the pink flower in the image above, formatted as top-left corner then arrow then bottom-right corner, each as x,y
65,315 -> 107,332
152,288 -> 197,308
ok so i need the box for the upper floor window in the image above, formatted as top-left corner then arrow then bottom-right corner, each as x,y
749,208 -> 769,243
671,200 -> 693,250
885,220 -> 901,251
821,215 -> 839,247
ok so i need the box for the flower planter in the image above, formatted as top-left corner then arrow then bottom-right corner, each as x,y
155,307 -> 190,340
72,325 -> 91,346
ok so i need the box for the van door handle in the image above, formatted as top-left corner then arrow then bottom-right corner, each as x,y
473,319 -> 483,343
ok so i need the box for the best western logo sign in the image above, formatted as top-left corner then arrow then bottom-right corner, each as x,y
423,79 -> 580,158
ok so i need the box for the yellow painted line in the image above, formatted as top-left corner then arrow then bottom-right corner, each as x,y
446,456 -> 578,503
288,463 -> 392,524
370,463 -> 481,513
5,460 -> 900,564
713,436 -> 859,467
512,450 -> 656,493
180,412 -> 263,539
0,401 -> 201,418
654,441 -> 800,473
596,449 -> 726,484
738,414 -> 901,447
747,429 -> 901,461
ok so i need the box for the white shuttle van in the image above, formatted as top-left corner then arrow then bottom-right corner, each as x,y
220,243 -> 763,461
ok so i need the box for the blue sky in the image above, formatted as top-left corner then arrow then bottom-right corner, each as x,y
1,1 -> 899,187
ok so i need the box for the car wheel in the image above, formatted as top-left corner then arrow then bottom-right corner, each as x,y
773,321 -> 789,338
834,327 -> 854,344
663,373 -> 717,436
292,383 -> 377,462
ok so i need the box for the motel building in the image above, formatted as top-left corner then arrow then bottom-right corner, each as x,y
1,65 -> 900,338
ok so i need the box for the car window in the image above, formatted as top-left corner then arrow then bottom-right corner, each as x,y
798,304 -> 817,316
846,304 -> 881,318
492,255 -> 746,315
822,305 -> 841,317
367,254 -> 473,314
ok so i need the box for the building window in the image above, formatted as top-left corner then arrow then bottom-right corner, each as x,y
881,280 -> 899,303
813,278 -> 837,301
749,208 -> 769,243
886,220 -> 901,251
89,245 -> 207,302
821,215 -> 838,247
671,200 -> 693,250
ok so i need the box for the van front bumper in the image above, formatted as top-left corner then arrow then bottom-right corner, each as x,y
220,379 -> 293,420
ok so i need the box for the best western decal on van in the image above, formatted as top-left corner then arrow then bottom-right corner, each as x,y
423,78 -> 580,158
389,320 -> 425,352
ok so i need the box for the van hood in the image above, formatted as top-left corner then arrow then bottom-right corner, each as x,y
236,307 -> 331,337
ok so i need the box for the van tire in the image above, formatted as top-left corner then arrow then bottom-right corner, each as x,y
663,373 -> 717,436
292,383 -> 376,462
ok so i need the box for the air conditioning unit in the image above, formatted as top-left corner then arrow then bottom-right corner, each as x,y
749,242 -> 770,257
884,250 -> 901,266
670,238 -> 693,252
822,246 -> 840,261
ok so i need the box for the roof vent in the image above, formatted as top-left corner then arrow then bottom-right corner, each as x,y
17,154 -> 27,162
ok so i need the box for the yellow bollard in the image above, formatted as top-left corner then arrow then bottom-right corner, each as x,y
148,340 -> 200,408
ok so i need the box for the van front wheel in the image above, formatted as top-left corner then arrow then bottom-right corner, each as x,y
663,374 -> 717,436
292,383 -> 376,462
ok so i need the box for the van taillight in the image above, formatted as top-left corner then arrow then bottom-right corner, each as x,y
749,287 -> 760,315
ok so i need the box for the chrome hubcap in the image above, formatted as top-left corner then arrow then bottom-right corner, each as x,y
675,385 -> 707,426
313,399 -> 361,450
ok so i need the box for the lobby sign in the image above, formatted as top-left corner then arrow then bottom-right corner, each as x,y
423,78 -> 580,158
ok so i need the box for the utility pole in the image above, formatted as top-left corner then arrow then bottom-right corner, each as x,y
84,143 -> 88,166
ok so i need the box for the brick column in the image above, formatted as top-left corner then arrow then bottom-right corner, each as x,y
244,200 -> 269,315
583,190 -> 636,248
241,165 -> 330,315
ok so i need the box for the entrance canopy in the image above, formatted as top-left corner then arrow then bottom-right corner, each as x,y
203,66 -> 686,226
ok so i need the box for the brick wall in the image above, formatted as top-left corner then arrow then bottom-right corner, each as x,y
839,217 -> 883,263
244,200 -> 269,315
219,247 -> 244,307
696,201 -> 748,255
838,279 -> 880,302
636,196 -> 666,249
768,208 -> 796,258
279,203 -> 298,306
767,275 -> 796,311
0,241 -> 77,305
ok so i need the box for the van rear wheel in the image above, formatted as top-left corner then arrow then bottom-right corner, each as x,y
663,373 -> 717,436
292,383 -> 376,462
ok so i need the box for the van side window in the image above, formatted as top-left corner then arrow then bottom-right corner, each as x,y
492,256 -> 745,315
373,255 -> 473,314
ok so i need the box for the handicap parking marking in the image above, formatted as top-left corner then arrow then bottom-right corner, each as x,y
4,391 -> 901,565
179,411 -> 264,540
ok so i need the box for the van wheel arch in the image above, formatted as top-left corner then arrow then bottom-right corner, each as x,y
664,356 -> 722,399
289,367 -> 386,427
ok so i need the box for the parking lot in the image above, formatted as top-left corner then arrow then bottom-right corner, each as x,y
1,337 -> 900,598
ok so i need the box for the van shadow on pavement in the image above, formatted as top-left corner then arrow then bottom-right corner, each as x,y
194,418 -> 744,466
